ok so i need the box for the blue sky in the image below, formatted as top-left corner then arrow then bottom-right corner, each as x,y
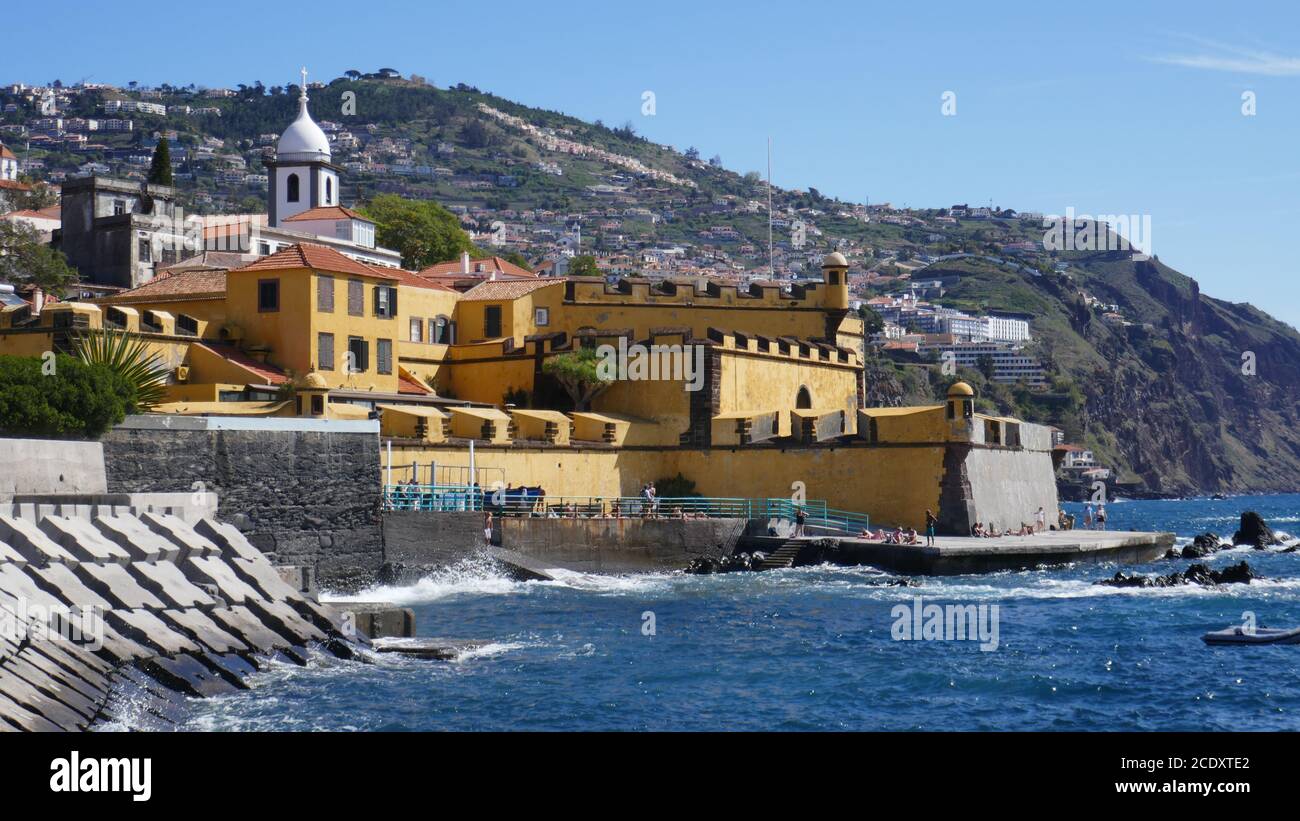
5,0 -> 1299,327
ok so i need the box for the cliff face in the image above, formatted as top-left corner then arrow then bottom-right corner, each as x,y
1077,258 -> 1300,495
881,253 -> 1300,496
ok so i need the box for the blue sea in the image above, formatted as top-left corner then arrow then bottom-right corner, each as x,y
178,494 -> 1300,731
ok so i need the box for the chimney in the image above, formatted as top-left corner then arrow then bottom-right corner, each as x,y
461,251 -> 470,274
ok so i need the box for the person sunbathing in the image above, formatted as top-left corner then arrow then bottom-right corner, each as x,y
971,522 -> 986,537
905,528 -> 920,545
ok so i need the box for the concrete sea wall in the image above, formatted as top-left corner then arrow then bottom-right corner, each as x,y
381,511 -> 745,575
102,416 -> 384,589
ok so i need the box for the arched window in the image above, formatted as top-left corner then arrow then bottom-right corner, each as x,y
286,173 -> 300,203
325,177 -> 332,204
796,386 -> 812,409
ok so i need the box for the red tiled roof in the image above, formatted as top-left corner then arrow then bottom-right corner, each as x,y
101,268 -> 228,303
0,179 -> 32,192
417,255 -> 535,279
0,208 -> 59,222
397,374 -> 431,395
370,263 -> 457,293
282,205 -> 372,223
459,278 -> 563,302
195,341 -> 291,385
232,243 -> 399,280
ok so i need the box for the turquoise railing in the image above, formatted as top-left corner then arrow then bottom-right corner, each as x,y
381,485 -> 869,533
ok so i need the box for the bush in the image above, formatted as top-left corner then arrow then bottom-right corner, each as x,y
0,354 -> 136,437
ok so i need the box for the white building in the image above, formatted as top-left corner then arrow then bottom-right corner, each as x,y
982,315 -> 1031,343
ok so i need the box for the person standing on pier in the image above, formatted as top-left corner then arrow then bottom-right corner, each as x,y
1034,506 -> 1046,533
1084,503 -> 1094,530
794,506 -> 807,537
483,512 -> 493,545
1096,503 -> 1107,531
925,509 -> 937,546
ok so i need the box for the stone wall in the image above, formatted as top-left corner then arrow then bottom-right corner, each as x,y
101,417 -> 383,589
499,516 -> 745,572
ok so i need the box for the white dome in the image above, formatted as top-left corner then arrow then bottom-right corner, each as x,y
276,93 -> 330,163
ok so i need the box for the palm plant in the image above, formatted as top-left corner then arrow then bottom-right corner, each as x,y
73,329 -> 171,411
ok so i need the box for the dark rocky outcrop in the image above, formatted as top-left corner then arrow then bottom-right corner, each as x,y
1181,532 -> 1223,559
685,552 -> 757,574
1233,512 -> 1279,549
1097,560 -> 1259,588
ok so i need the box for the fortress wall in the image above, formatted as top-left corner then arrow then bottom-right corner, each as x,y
963,444 -> 1061,532
102,416 -> 384,588
387,442 -> 948,532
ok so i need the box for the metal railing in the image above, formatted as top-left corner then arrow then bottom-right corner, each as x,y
381,485 -> 870,533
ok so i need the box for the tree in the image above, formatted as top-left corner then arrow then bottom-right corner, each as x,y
147,137 -> 173,185
358,194 -> 478,270
0,354 -> 135,437
8,178 -> 58,210
567,255 -> 603,277
73,329 -> 170,411
0,221 -> 77,297
542,348 -> 611,411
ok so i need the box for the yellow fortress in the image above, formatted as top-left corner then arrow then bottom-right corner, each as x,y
0,244 -> 1058,533
0,90 -> 1058,533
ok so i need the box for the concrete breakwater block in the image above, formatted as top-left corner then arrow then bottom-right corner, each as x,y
127,561 -> 216,609
158,609 -> 249,654
370,637 -> 482,660
92,515 -> 181,562
38,517 -> 133,565
0,516 -> 79,565
327,602 -> 415,639
1,506 -> 371,732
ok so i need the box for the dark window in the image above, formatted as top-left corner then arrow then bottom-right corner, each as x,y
286,173 -> 300,203
138,238 -> 151,263
410,317 -> 423,342
325,177 -> 332,204
317,275 -> 334,312
377,339 -> 393,375
828,271 -> 840,285
113,199 -> 126,215
258,279 -> 279,312
177,314 -> 198,336
796,386 -> 812,409
311,394 -> 325,415
347,279 -> 364,316
347,336 -> 369,372
432,316 -> 448,343
318,332 -> 334,370
374,285 -> 397,318
483,305 -> 502,338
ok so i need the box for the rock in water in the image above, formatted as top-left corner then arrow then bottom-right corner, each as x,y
1097,561 -> 1259,588
1233,511 -> 1278,549
1181,532 -> 1222,559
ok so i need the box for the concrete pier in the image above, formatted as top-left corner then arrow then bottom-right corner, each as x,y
825,530 -> 1176,575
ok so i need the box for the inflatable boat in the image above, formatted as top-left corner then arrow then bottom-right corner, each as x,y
1202,625 -> 1300,645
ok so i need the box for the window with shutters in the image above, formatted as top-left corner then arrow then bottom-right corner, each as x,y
318,332 -> 334,370
374,285 -> 397,318
347,279 -> 364,316
347,336 -> 368,373
410,317 -> 423,342
483,304 -> 502,338
258,279 -> 279,312
317,275 -> 334,313
377,339 -> 393,375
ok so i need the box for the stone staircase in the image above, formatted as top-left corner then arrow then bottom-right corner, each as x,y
0,506 -> 365,732
756,541 -> 804,570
